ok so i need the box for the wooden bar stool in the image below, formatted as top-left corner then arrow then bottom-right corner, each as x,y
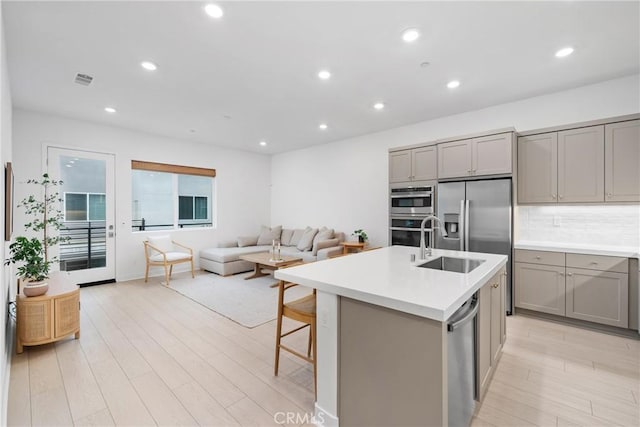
274,264 -> 317,397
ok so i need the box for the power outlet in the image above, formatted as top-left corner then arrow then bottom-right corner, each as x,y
320,309 -> 329,327
553,216 -> 562,227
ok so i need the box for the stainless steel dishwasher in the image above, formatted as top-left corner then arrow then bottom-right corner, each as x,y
447,294 -> 478,427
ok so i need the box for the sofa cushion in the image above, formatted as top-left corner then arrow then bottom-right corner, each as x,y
296,227 -> 318,251
256,225 -> 283,246
311,228 -> 334,255
200,245 -> 271,263
289,228 -> 305,247
280,229 -> 294,246
216,240 -> 238,248
150,252 -> 191,262
237,235 -> 258,247
313,237 -> 339,256
148,235 -> 173,253
281,247 -> 317,262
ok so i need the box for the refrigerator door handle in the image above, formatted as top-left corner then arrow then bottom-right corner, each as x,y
459,200 -> 465,251
464,200 -> 470,251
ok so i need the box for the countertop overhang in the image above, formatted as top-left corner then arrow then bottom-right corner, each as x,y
275,246 -> 507,322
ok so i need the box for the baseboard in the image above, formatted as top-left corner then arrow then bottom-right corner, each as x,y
314,403 -> 339,427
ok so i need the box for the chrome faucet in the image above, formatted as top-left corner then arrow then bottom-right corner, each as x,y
420,215 -> 446,259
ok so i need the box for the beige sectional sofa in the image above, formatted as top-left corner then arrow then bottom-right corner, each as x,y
200,226 -> 345,276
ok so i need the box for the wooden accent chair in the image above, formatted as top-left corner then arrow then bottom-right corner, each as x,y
274,263 -> 317,397
144,235 -> 194,285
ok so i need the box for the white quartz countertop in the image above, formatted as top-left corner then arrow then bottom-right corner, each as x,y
515,241 -> 639,258
275,246 -> 507,322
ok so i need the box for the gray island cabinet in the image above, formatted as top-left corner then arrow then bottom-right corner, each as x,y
276,246 -> 507,427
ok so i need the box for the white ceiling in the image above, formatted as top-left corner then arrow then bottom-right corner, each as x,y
4,1 -> 639,154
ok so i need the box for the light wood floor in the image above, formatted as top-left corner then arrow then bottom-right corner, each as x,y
7,272 -> 640,426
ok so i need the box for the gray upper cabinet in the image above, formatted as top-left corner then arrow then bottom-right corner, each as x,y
557,125 -> 605,202
473,133 -> 513,176
438,133 -> 512,179
389,146 -> 437,183
517,133 -> 558,203
389,150 -> 412,183
605,120 -> 640,202
437,140 -> 472,179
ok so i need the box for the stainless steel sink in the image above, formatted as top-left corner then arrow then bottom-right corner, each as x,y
418,256 -> 485,273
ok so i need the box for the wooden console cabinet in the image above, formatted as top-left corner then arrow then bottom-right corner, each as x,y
16,272 -> 80,353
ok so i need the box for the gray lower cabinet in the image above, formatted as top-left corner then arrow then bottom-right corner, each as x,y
477,267 -> 506,402
515,249 -> 632,329
565,267 -> 629,328
515,262 -> 566,316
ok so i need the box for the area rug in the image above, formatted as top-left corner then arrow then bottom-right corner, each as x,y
166,272 -> 312,328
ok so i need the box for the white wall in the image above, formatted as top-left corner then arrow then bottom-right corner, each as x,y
271,74 -> 640,246
0,5 -> 12,424
12,109 -> 272,281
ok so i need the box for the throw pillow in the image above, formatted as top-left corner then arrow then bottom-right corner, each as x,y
280,229 -> 294,246
289,228 -> 305,247
237,235 -> 258,247
311,227 -> 335,254
313,238 -> 339,256
256,225 -> 283,246
296,227 -> 318,252
148,235 -> 173,253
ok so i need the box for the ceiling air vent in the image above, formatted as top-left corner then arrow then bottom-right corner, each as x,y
74,73 -> 93,86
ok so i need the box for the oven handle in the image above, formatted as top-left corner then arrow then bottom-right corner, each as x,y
390,227 -> 430,232
390,192 -> 432,198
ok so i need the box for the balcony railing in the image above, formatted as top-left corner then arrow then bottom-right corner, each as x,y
132,218 -> 212,231
59,221 -> 106,271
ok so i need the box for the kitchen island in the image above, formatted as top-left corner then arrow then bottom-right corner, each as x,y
275,246 -> 508,427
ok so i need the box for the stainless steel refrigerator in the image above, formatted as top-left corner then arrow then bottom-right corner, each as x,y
436,179 -> 513,313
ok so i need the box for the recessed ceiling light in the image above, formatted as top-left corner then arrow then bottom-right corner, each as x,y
447,80 -> 460,89
402,28 -> 420,43
318,70 -> 331,80
104,107 -> 117,113
189,129 -> 196,133
373,102 -> 385,110
319,123 -> 328,130
555,47 -> 574,58
259,141 -> 267,146
204,4 -> 224,18
65,164 -> 72,168
141,61 -> 158,71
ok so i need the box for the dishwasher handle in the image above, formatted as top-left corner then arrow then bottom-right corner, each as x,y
447,297 -> 479,332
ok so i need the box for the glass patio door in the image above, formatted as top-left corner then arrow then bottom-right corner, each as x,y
47,147 -> 115,285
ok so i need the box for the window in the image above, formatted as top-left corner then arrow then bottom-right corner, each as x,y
131,161 -> 215,231
64,192 -> 106,222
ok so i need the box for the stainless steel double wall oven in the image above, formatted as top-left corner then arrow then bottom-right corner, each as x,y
389,182 -> 435,247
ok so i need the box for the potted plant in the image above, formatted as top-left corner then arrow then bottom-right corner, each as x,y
352,229 -> 368,243
6,174 -> 67,296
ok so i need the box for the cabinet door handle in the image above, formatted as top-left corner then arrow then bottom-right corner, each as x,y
492,283 -> 499,288
607,192 -> 612,198
567,273 -> 573,277
552,194 -> 557,199
590,261 -> 598,265
559,272 -> 564,276
559,195 -> 563,199
467,170 -> 472,174
472,169 -> 476,174
535,256 -> 541,260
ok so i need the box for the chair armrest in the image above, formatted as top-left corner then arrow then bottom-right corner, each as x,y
144,242 -> 167,261
317,246 -> 342,260
172,240 -> 193,255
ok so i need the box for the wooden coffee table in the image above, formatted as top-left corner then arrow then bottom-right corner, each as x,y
240,252 -> 303,286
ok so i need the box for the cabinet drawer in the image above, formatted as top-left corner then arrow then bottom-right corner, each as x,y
514,249 -> 564,267
566,253 -> 628,273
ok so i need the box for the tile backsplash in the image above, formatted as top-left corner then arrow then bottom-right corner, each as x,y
517,205 -> 640,248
